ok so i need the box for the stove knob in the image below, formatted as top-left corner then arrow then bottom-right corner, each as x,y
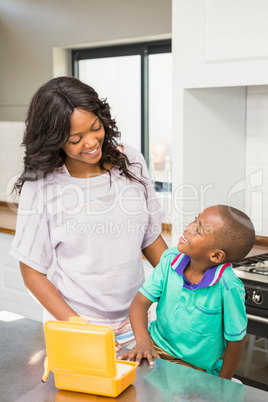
252,291 -> 262,304
245,290 -> 250,301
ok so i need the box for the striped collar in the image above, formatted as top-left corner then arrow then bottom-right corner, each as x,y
171,252 -> 232,290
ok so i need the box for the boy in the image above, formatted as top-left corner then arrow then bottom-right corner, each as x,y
119,205 -> 255,380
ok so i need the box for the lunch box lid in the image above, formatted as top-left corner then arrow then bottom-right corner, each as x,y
44,317 -> 117,378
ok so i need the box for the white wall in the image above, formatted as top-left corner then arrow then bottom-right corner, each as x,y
0,0 -> 171,201
171,86 -> 246,239
2,0 -> 268,239
183,87 -> 246,209
245,86 -> 268,236
172,0 -> 268,242
0,0 -> 171,121
0,122 -> 24,202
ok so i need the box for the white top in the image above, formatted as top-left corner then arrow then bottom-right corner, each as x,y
10,144 -> 165,320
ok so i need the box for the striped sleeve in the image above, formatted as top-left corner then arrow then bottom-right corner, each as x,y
10,180 -> 53,273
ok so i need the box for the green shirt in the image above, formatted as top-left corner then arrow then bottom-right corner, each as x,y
139,247 -> 247,374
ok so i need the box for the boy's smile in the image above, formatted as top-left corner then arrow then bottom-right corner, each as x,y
177,206 -> 224,265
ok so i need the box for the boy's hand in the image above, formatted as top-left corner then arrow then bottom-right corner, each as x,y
118,340 -> 160,366
115,340 -> 122,352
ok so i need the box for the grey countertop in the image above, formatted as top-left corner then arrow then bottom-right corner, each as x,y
0,316 -> 267,402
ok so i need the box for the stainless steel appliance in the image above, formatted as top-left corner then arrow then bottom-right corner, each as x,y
233,254 -> 268,390
233,253 -> 268,336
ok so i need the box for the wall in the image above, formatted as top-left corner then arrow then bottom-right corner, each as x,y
170,83 -> 268,238
170,86 -> 246,238
183,87 -> 246,211
0,122 -> 24,202
246,86 -> 268,236
2,1 -> 268,236
4,86 -> 266,238
0,0 -> 171,203
0,0 -> 171,121
172,0 -> 268,241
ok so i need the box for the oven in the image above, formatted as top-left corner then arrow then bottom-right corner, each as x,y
232,254 -> 268,391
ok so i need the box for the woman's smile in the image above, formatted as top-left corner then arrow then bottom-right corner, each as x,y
62,109 -> 106,177
82,146 -> 101,157
84,146 -> 98,154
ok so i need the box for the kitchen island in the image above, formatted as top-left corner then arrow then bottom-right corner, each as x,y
0,315 -> 267,402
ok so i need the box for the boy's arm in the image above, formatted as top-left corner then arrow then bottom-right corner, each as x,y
119,292 -> 160,365
219,337 -> 246,380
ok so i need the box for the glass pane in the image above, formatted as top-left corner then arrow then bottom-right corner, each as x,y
79,56 -> 141,151
148,53 -> 172,192
235,334 -> 268,387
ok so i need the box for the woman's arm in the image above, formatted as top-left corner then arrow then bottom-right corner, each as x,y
219,338 -> 246,380
20,262 -> 79,321
119,292 -> 159,365
20,262 -> 123,351
142,235 -> 168,267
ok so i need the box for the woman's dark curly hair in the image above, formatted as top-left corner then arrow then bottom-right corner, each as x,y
14,76 -> 147,194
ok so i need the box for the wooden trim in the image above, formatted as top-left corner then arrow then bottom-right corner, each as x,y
162,222 -> 172,232
254,236 -> 268,247
0,201 -> 9,208
0,227 -> 15,235
0,201 -> 18,212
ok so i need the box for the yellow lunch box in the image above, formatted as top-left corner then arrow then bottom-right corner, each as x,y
42,317 -> 138,397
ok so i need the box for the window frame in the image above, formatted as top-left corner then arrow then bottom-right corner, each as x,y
71,40 -> 171,166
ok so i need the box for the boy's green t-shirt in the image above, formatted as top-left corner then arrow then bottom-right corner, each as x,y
139,247 -> 247,375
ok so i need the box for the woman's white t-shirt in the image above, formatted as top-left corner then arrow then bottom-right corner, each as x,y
10,144 -> 165,342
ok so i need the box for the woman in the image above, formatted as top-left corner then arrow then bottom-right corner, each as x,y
10,76 -> 168,349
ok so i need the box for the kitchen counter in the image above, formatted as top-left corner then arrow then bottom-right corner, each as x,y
0,316 -> 267,402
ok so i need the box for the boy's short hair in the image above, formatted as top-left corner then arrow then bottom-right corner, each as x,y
214,205 -> 255,263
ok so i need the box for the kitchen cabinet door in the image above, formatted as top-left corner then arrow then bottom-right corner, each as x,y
173,0 -> 268,88
0,233 -> 43,321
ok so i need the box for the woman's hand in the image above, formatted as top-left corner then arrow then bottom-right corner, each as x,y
118,340 -> 160,366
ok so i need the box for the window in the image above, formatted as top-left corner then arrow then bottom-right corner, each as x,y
72,40 -> 172,193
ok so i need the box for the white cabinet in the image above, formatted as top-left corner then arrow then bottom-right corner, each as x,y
0,233 -> 43,321
173,0 -> 268,88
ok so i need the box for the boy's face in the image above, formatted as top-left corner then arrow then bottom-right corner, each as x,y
177,206 -> 224,263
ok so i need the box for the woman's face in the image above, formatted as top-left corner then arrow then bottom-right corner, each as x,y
62,108 -> 105,176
